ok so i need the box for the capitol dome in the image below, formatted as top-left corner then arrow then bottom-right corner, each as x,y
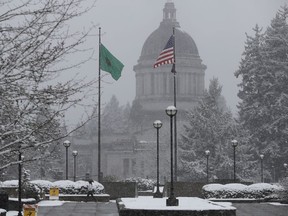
139,21 -> 199,61
133,1 -> 206,115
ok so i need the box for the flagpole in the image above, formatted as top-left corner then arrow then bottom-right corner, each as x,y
98,27 -> 102,183
172,27 -> 178,182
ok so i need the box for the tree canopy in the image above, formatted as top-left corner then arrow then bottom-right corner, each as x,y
235,5 -> 288,180
0,0 -> 97,175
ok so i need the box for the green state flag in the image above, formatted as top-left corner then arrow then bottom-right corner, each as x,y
100,44 -> 124,81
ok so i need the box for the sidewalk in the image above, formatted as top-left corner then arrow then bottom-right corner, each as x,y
37,201 -> 119,216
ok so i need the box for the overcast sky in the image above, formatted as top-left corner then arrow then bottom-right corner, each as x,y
67,0 -> 287,123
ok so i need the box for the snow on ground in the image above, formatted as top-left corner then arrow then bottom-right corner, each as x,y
5,200 -> 66,216
0,209 -> 6,213
119,197 -> 235,210
269,202 -> 288,206
9,198 -> 35,202
6,211 -> 18,216
38,200 -> 66,206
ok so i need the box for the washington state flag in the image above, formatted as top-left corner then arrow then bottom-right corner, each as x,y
100,44 -> 124,81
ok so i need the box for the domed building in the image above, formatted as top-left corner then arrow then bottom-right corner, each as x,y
133,1 -> 206,121
71,1 -> 206,182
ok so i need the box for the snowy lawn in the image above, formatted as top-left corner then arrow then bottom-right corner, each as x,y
119,196 -> 235,211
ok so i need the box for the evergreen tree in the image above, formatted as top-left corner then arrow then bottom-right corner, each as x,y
179,78 -> 239,181
263,5 -> 288,161
78,95 -> 131,137
235,6 -> 288,180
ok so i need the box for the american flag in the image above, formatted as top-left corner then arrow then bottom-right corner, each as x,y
153,35 -> 175,68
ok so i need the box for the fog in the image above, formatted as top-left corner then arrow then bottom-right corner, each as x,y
66,0 -> 287,125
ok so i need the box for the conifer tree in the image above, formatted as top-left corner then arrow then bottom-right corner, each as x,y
179,78 -> 240,181
235,6 -> 288,180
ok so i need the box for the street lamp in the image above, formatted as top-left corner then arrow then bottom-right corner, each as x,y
165,105 -> 179,206
231,139 -> 238,182
153,120 -> 163,198
205,150 -> 210,183
63,140 -> 71,180
260,154 -> 264,183
18,144 -> 23,216
72,151 -> 78,182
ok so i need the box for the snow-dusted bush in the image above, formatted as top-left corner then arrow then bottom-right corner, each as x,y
203,183 -> 283,199
1,180 -> 104,196
125,177 -> 156,191
30,180 -> 54,194
279,177 -> 288,201
1,180 -> 18,187
22,182 -> 41,201
53,180 -> 104,194
1,180 -> 41,201
0,208 -> 7,214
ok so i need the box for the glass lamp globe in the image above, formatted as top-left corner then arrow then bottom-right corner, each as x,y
63,140 -> 71,148
165,105 -> 177,117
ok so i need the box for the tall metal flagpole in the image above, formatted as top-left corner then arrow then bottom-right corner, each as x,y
171,27 -> 178,182
98,27 -> 102,182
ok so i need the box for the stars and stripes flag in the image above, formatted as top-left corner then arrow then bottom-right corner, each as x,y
153,35 -> 175,68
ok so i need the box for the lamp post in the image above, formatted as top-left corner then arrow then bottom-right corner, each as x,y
165,105 -> 179,206
205,150 -> 210,183
153,120 -> 163,198
63,140 -> 71,180
260,154 -> 264,183
72,151 -> 78,182
18,144 -> 22,216
231,139 -> 238,182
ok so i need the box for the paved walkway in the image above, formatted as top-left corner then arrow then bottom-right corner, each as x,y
234,203 -> 288,216
36,201 -> 288,216
37,202 -> 119,216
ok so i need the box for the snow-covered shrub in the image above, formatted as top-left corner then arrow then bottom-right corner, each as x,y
203,183 -> 283,199
30,180 -> 54,194
279,177 -> 288,201
0,180 -> 41,200
4,180 -> 105,195
22,182 -> 41,201
53,180 -> 104,194
1,180 -> 18,187
0,209 -> 7,214
125,177 -> 156,191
